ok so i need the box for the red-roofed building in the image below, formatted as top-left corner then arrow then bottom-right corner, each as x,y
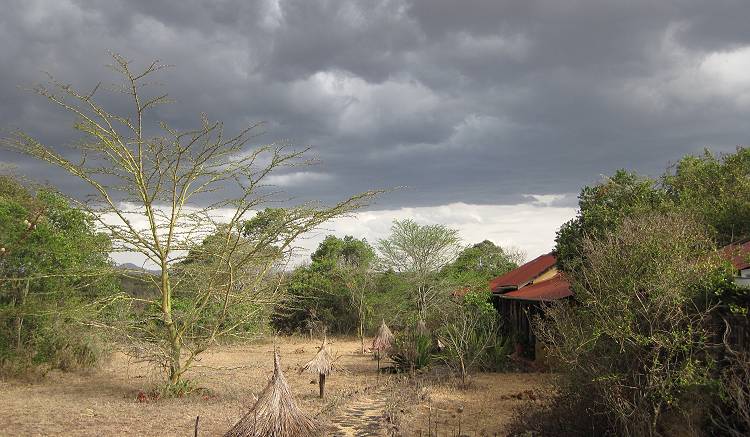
715,239 -> 750,353
489,253 -> 557,292
501,274 -> 572,301
721,238 -> 750,288
490,241 -> 750,362
489,252 -> 572,361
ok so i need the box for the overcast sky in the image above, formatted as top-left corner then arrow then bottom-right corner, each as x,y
2,0 -> 750,262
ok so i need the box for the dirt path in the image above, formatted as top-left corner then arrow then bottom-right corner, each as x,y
0,338 -> 550,435
329,390 -> 389,436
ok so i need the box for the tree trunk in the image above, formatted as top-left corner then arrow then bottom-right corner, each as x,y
460,355 -> 466,387
319,373 -> 326,398
14,279 -> 30,350
359,315 -> 365,354
417,285 -> 428,322
161,268 -> 182,385
168,343 -> 182,385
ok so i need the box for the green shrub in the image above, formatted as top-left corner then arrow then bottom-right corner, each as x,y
438,291 -> 505,385
479,333 -> 512,372
390,331 -> 433,372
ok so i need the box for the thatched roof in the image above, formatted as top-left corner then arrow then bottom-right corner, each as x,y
224,350 -> 322,437
372,320 -> 394,352
300,338 -> 335,376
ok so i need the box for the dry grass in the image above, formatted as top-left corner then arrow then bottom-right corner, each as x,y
391,372 -> 554,436
0,336 -> 551,436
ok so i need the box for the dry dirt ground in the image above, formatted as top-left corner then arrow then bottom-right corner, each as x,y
0,337 -> 551,436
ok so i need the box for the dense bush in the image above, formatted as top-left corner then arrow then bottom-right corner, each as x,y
540,148 -> 750,435
0,176 -> 117,374
539,213 -> 731,436
712,351 -> 750,436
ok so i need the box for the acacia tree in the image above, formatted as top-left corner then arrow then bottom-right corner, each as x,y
3,55 -> 377,386
378,219 -> 462,321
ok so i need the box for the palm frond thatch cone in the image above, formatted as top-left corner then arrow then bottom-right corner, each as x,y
371,320 -> 394,375
300,337 -> 335,398
225,349 -> 322,437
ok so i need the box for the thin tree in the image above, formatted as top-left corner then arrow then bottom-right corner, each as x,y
3,54 -> 378,386
438,297 -> 498,387
378,219 -> 462,320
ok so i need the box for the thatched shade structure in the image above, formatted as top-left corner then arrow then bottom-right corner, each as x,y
300,337 -> 335,398
371,320 -> 394,375
372,319 -> 394,352
225,349 -> 322,437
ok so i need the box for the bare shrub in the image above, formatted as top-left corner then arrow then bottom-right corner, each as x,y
713,350 -> 750,436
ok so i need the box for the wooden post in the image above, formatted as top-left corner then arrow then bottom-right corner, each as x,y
428,401 -> 432,437
194,416 -> 199,437
377,353 -> 381,381
319,373 -> 326,398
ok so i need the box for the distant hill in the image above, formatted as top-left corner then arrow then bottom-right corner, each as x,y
117,262 -> 160,275
116,263 -> 160,307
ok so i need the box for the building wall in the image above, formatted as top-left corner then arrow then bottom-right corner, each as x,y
493,296 -> 543,360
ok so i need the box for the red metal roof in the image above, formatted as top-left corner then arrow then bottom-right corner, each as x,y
721,239 -> 750,271
489,253 -> 557,292
499,273 -> 572,302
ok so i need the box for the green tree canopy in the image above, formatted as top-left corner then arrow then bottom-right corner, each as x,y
557,148 -> 750,274
664,147 -> 750,245
0,176 -> 115,370
440,240 -> 520,292
276,235 -> 376,337
311,235 -> 376,270
555,170 -> 670,272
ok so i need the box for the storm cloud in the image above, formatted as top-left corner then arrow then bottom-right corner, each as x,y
2,0 -> 750,258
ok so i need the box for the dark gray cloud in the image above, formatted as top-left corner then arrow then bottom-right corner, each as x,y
2,0 -> 750,209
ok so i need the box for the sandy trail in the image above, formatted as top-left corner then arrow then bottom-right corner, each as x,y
329,389 -> 389,436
